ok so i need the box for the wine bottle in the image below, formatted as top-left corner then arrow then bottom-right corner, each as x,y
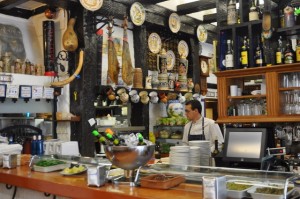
255,36 -> 264,67
284,39 -> 295,64
240,36 -> 249,68
105,133 -> 120,146
276,36 -> 284,65
249,0 -> 259,21
137,133 -> 147,146
92,130 -> 108,145
154,141 -> 161,159
219,31 -> 227,71
225,39 -> 234,70
296,39 -> 300,62
211,140 -> 220,158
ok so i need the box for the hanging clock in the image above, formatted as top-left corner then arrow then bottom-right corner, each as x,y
200,56 -> 210,77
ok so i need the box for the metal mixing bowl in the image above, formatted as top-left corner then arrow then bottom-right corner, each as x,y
104,145 -> 155,170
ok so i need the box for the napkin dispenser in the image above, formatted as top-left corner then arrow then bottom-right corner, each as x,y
56,141 -> 80,156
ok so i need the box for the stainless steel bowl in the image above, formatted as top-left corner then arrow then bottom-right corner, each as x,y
104,145 -> 155,170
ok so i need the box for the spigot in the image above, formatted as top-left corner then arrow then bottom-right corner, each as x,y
29,155 -> 39,169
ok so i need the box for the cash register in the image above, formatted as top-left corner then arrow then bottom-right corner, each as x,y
218,127 -> 289,171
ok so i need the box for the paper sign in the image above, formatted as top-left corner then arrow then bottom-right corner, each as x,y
6,85 -> 19,98
0,84 -> 6,97
43,87 -> 54,99
32,85 -> 43,99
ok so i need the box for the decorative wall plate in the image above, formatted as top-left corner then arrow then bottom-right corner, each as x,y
148,33 -> 162,54
79,0 -> 103,11
197,25 -> 208,43
166,50 -> 175,70
130,2 -> 146,26
169,13 -> 181,33
178,40 -> 189,58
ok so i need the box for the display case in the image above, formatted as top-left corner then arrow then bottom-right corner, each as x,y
141,164 -> 299,199
215,63 -> 300,123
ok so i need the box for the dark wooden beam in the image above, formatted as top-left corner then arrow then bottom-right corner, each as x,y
177,0 -> 215,15
203,13 -> 217,24
113,0 -> 166,6
33,0 -> 78,10
0,7 -> 32,18
0,0 -> 28,10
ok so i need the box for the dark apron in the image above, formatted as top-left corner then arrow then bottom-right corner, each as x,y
188,117 -> 206,141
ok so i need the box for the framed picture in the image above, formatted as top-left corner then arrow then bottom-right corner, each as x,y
178,59 -> 188,75
0,84 -> 6,97
20,85 -> 32,98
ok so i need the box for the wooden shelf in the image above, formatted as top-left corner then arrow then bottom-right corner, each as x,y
214,63 -> 300,78
95,105 -> 122,109
217,116 -> 300,123
228,94 -> 266,99
277,25 -> 300,36
219,20 -> 262,31
279,87 -> 300,91
97,126 -> 145,132
45,116 -> 81,122
216,62 -> 300,123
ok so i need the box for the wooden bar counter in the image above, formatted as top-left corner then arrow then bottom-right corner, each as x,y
0,166 -> 202,199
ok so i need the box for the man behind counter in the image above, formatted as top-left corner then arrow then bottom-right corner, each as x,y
182,100 -> 224,152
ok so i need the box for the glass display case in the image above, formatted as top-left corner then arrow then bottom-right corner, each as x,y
140,163 -> 299,199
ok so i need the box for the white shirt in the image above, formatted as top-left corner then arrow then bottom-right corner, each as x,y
182,117 -> 224,152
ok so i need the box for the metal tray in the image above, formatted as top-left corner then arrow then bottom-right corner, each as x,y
33,163 -> 69,172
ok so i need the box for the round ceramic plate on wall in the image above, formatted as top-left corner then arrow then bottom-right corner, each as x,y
169,13 -> 181,33
130,2 -> 146,26
80,0 -> 103,11
166,50 -> 175,70
148,33 -> 162,54
197,25 -> 208,43
178,40 -> 189,58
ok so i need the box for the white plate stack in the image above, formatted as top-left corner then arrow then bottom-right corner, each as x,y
189,146 -> 201,166
169,146 -> 190,166
189,141 -> 211,166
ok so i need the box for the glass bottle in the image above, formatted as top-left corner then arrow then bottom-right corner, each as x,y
255,36 -> 264,67
276,36 -> 284,65
284,39 -> 295,64
284,4 -> 295,28
154,141 -> 161,159
249,0 -> 259,21
240,36 -> 249,68
137,133 -> 147,146
211,140 -> 220,158
225,39 -> 234,70
227,0 -> 237,25
31,135 -> 37,156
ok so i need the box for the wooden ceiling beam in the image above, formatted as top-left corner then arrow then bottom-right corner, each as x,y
203,13 -> 217,24
113,0 -> 167,5
0,7 -> 32,18
177,1 -> 215,15
0,0 -> 28,10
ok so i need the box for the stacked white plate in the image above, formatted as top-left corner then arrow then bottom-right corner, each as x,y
189,141 -> 211,166
169,146 -> 190,166
189,146 -> 201,166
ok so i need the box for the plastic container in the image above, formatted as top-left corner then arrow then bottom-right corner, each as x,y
36,135 -> 44,156
247,186 -> 294,199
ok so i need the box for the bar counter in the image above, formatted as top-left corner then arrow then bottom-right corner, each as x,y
0,166 -> 202,199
